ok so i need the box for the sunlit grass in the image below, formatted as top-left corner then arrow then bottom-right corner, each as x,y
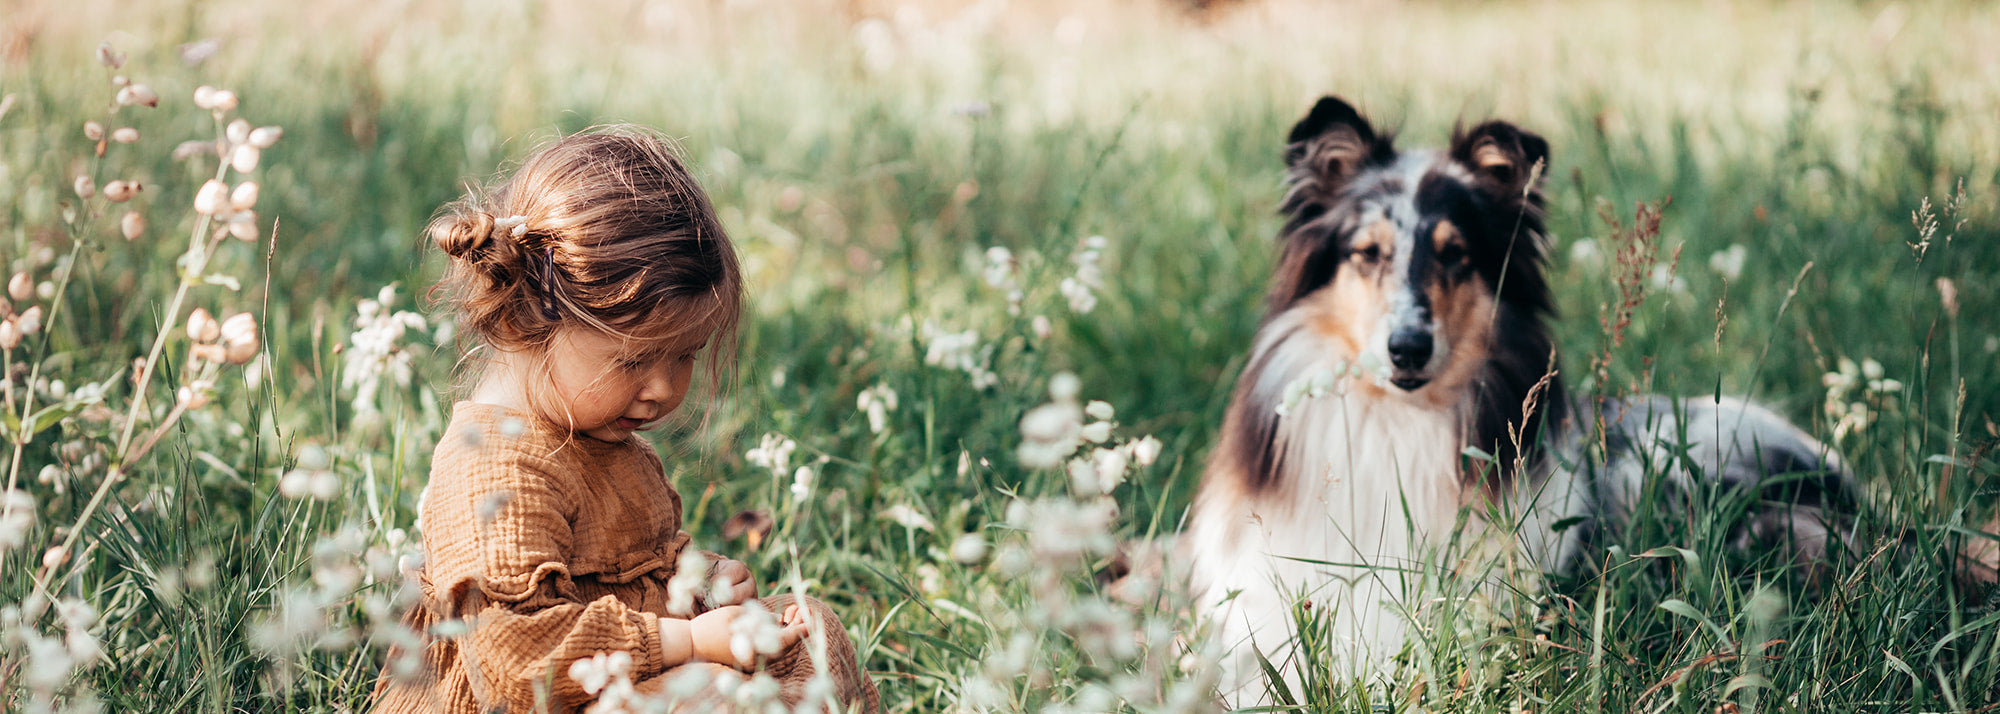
0,0 -> 1994,710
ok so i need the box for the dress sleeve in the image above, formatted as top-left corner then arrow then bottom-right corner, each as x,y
421,429 -> 674,710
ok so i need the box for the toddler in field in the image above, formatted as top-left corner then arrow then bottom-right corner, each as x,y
372,128 -> 880,712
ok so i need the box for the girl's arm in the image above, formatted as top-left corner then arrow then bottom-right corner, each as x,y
661,604 -> 810,670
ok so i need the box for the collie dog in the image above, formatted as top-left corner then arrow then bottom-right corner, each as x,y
1180,96 -> 1853,701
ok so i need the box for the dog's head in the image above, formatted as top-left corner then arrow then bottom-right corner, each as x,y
1268,96 -> 1557,404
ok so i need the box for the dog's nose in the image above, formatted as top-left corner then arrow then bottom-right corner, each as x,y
1387,328 -> 1433,370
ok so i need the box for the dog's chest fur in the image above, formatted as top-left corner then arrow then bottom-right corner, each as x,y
1181,307 -> 1484,675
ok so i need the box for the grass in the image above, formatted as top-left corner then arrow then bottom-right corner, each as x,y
0,0 -> 1996,710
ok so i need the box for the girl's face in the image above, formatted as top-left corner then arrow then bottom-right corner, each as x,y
536,327 -> 704,442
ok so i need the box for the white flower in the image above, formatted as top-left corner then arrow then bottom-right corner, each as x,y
982,246 -> 1014,287
790,465 -> 814,501
0,490 -> 34,551
664,549 -> 709,617
1648,265 -> 1688,294
1708,244 -> 1747,280
882,503 -> 935,532
951,533 -> 988,564
856,384 -> 898,434
922,323 -> 998,389
1127,435 -> 1163,467
1060,277 -> 1098,314
745,433 -> 797,475
1276,367 -> 1345,416
1084,400 -> 1114,421
727,602 -> 786,663
341,285 -> 429,419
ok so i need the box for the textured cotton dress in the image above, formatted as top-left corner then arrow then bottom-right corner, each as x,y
371,402 -> 881,713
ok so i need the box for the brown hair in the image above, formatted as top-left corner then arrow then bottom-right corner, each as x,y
429,126 -> 742,412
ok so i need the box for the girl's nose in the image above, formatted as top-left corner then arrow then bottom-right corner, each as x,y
636,362 -> 677,403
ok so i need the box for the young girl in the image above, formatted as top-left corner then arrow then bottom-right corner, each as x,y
372,128 -> 881,712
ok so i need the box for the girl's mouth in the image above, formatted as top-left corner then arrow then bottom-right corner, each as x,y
617,417 -> 649,430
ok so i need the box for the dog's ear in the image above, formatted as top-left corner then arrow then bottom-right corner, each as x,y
1282,97 -> 1390,221
1449,120 -> 1549,201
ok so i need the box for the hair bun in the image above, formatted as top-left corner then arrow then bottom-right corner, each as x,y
434,210 -> 497,260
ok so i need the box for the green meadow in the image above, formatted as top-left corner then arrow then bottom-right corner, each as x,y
0,0 -> 1995,710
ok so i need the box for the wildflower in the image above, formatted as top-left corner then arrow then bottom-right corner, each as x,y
102,179 -> 140,203
83,121 -> 104,141
1276,365 -> 1351,416
226,119 -> 252,145
1569,238 -> 1601,265
1062,235 -> 1108,314
96,41 -> 124,69
227,210 -> 259,241
219,312 -> 259,364
17,305 -> 43,336
1128,435 -> 1162,467
248,125 -> 283,149
188,308 -> 221,343
120,211 -> 145,240
1005,497 -> 1118,560
1031,314 -> 1052,340
73,175 -> 95,199
856,383 -> 898,434
664,549 -> 709,616
982,246 -> 1014,287
115,82 -> 159,108
111,127 -> 138,144
923,324 -> 998,389
0,320 -> 19,350
951,533 -> 988,564
883,503 -> 935,532
475,490 -> 515,525
728,601 -> 787,662
745,433 -> 797,474
342,285 -> 428,418
194,179 -> 229,215
176,383 -> 212,409
230,144 -> 261,173
0,489 -> 34,551
1708,244 -> 1746,280
7,272 -> 29,302
230,181 -> 259,210
1648,265 -> 1688,294
790,465 -> 814,501
43,544 -> 69,569
568,652 -> 615,694
1938,278 -> 1959,318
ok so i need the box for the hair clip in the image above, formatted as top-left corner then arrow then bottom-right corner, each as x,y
494,215 -> 529,238
537,247 -> 563,321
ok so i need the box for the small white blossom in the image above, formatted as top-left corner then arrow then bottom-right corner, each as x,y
745,433 -> 797,475
882,503 -> 935,532
951,533 -> 988,564
341,285 -> 430,420
1708,244 -> 1747,280
790,465 -> 814,501
856,384 -> 898,434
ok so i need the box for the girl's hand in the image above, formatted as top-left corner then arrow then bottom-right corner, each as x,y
687,606 -> 809,671
709,558 -> 756,607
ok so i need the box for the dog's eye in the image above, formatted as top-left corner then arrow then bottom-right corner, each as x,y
1438,244 -> 1467,266
1351,245 -> 1383,264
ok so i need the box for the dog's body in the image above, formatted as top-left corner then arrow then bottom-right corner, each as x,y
1181,97 -> 1853,702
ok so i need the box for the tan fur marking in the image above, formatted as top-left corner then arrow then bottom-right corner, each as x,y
1419,275 -> 1497,410
1432,220 -> 1467,255
1471,139 -> 1515,172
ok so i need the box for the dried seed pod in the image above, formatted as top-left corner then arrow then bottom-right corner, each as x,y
7,273 -> 30,302
0,319 -> 18,350
116,83 -> 160,108
102,180 -> 140,203
83,121 -> 105,141
16,306 -> 42,336
229,181 -> 259,210
248,126 -> 282,149
229,144 -> 260,173
226,119 -> 251,145
187,308 -> 220,343
227,211 -> 259,241
194,179 -> 228,215
111,127 -> 138,144
120,211 -> 145,240
73,175 -> 96,199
